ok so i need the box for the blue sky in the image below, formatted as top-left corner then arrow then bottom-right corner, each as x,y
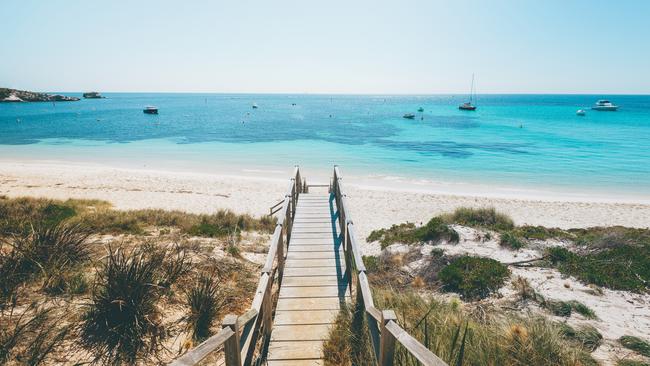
1,0 -> 649,94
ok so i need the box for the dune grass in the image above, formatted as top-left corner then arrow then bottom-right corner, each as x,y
0,196 -> 276,238
619,336 -> 650,358
0,304 -> 71,365
324,288 -> 597,366
80,246 -> 168,364
442,206 -> 515,231
366,217 -> 459,248
186,273 -> 225,342
0,222 -> 92,306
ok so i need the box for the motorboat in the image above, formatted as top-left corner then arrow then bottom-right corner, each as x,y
403,113 -> 416,119
252,103 -> 258,109
143,106 -> 158,114
417,107 -> 424,112
592,100 -> 618,111
576,109 -> 586,116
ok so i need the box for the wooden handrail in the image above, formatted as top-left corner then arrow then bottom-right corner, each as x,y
333,166 -> 448,366
169,166 -> 302,366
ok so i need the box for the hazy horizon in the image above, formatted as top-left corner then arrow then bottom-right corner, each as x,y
2,0 -> 649,95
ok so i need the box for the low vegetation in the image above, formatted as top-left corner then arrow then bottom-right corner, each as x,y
0,195 -> 268,364
366,217 -> 459,248
547,244 -> 650,292
559,323 -> 603,352
0,196 -> 276,237
619,335 -> 650,358
442,206 -> 515,231
324,288 -> 597,366
186,273 -> 225,341
438,256 -> 510,300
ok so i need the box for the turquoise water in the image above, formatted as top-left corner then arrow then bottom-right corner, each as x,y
1,93 -> 649,198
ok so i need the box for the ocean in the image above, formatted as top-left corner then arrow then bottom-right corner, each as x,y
1,93 -> 649,200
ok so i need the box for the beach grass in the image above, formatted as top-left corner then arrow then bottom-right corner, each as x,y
324,287 -> 597,366
0,196 -> 276,237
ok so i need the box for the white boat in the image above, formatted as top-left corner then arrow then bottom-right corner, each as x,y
591,100 -> 618,111
576,109 -> 586,116
252,103 -> 258,109
403,113 -> 415,119
458,74 -> 477,110
143,106 -> 158,114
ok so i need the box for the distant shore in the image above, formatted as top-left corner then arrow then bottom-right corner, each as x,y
1,159 -> 648,255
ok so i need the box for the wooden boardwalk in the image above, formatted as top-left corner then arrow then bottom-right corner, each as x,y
267,192 -> 348,366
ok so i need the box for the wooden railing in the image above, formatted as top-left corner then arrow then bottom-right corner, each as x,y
332,166 -> 448,366
170,166 -> 302,366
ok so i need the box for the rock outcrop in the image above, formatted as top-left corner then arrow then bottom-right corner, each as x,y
0,88 -> 80,102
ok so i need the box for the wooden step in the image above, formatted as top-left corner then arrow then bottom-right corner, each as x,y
276,297 -> 344,311
274,310 -> 339,325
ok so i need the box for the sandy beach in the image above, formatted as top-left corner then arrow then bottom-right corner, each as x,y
1,160 -> 648,256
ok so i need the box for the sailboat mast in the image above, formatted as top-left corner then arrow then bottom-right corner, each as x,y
470,73 -> 474,103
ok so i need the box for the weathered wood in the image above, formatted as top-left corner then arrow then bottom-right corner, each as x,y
168,327 -> 234,366
379,310 -> 398,366
279,285 -> 348,298
281,276 -> 342,287
274,310 -> 339,325
284,258 -> 339,268
283,266 -> 343,277
286,250 -> 342,259
262,225 -> 283,273
222,315 -> 241,366
276,297 -> 343,311
267,360 -> 324,366
385,321 -> 448,366
267,340 -> 324,360
271,324 -> 333,341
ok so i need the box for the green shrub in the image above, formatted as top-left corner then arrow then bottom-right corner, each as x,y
560,323 -> 602,351
438,256 -> 510,300
617,360 -> 650,366
186,273 -> 224,341
446,207 -> 514,231
543,300 -> 596,319
80,246 -> 165,364
514,225 -> 569,240
619,336 -> 650,357
362,255 -> 380,272
367,217 -> 458,248
499,231 -> 525,250
545,245 -> 650,292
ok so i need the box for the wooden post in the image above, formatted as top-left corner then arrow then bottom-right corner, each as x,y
262,273 -> 273,340
379,310 -> 398,366
277,225 -> 285,284
222,314 -> 242,366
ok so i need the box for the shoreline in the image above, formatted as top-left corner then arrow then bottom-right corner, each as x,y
2,159 -> 649,256
1,153 -> 648,205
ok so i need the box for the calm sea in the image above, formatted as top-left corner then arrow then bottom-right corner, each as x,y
1,93 -> 649,199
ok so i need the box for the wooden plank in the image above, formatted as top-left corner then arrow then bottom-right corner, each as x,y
271,324 -> 332,341
290,238 -> 337,245
274,310 -> 339,325
276,297 -> 343,311
282,276 -> 344,287
287,245 -> 336,252
279,286 -> 348,298
290,233 -> 334,239
285,259 -> 339,268
286,251 -> 342,260
268,360 -> 324,366
267,340 -> 324,360
284,267 -> 343,277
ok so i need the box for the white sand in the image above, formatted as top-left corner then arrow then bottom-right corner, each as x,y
1,160 -> 648,255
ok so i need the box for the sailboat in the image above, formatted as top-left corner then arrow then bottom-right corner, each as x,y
459,74 -> 477,111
